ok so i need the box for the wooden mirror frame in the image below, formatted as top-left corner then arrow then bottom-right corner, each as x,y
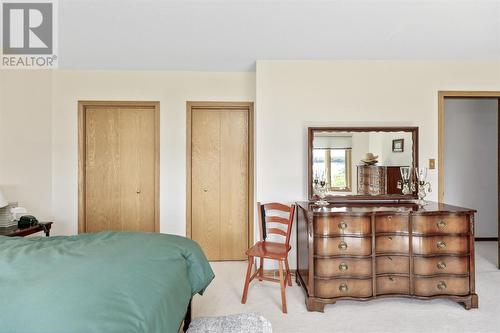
308,126 -> 419,202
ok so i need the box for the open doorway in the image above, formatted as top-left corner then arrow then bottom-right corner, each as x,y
438,91 -> 500,269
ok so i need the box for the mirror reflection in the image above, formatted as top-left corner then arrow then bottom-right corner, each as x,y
312,130 -> 414,196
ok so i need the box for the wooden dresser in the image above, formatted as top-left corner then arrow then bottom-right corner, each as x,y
357,165 -> 407,195
357,165 -> 386,195
296,201 -> 478,311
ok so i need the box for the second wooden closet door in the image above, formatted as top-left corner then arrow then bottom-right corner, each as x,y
191,109 -> 249,260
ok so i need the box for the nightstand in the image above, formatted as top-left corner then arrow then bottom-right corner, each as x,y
0,222 -> 53,237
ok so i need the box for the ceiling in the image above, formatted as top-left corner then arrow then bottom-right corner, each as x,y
59,0 -> 500,71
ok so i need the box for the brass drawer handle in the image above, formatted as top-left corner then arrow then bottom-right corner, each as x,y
437,220 -> 447,229
388,276 -> 394,282
338,222 -> 348,230
437,281 -> 447,290
437,262 -> 447,270
339,283 -> 348,292
338,241 -> 348,250
387,215 -> 392,221
437,241 -> 446,249
338,262 -> 348,271
387,236 -> 393,240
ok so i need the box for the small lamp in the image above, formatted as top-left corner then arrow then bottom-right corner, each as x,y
0,187 -> 8,208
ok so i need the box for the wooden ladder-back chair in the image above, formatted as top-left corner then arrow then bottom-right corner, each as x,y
241,202 -> 296,313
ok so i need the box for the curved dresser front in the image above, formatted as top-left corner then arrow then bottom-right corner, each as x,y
295,201 -> 478,312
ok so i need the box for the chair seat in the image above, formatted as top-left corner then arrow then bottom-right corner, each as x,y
246,241 -> 291,259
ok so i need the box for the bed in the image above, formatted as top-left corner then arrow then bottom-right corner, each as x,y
0,232 -> 214,333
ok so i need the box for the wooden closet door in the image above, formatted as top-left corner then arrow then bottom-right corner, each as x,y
191,110 -> 221,259
85,106 -> 156,233
220,110 -> 248,260
191,109 -> 249,260
118,108 -> 156,231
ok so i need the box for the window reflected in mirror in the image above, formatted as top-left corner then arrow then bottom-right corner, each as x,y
313,148 -> 351,191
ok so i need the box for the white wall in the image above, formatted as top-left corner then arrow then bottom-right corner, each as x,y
0,70 -> 53,220
2,61 -> 500,264
51,70 -> 255,236
256,60 -> 500,268
0,70 -> 255,236
350,133 -> 370,195
444,98 -> 498,238
368,132 -> 413,166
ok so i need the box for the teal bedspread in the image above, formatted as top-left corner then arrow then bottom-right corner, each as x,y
0,232 -> 214,333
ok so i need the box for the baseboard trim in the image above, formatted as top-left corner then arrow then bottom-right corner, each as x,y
475,237 -> 498,241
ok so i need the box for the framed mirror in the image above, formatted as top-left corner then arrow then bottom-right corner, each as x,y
308,127 -> 419,201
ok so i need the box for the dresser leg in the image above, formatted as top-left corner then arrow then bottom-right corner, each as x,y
295,274 -> 301,286
461,294 -> 479,310
306,298 -> 326,312
471,294 -> 479,309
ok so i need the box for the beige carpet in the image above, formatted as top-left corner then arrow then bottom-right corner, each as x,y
193,242 -> 500,333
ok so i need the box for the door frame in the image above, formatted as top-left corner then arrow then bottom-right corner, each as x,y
78,101 -> 160,233
186,101 -> 254,254
438,91 -> 500,268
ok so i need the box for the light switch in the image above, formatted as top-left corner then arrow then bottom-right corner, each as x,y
429,159 -> 435,169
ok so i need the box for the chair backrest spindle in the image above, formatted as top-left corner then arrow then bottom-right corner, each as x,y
257,202 -> 296,247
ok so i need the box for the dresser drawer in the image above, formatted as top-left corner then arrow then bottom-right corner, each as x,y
412,214 -> 469,235
314,237 -> 372,256
315,258 -> 372,278
375,214 -> 409,233
376,255 -> 409,274
376,235 -> 409,254
412,236 -> 469,255
315,278 -> 372,298
414,277 -> 470,296
413,256 -> 469,276
314,215 -> 371,236
376,276 -> 409,295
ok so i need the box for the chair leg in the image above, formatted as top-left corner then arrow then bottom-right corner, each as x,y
259,257 -> 264,281
285,258 -> 292,286
241,256 -> 254,304
278,259 -> 287,313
